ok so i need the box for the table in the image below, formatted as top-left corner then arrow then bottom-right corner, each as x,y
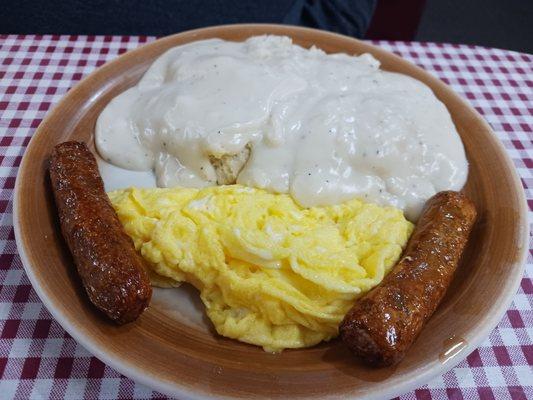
0,34 -> 531,400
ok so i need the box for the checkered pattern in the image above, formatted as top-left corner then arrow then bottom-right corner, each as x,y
0,34 -> 531,400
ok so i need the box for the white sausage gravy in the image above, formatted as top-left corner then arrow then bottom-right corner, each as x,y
96,35 -> 467,220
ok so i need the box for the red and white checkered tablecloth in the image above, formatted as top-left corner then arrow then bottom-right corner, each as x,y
0,34 -> 531,400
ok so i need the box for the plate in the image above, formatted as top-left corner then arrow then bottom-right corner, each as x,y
14,24 -> 528,400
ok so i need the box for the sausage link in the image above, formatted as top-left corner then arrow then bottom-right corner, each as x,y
340,191 -> 476,366
49,141 -> 152,324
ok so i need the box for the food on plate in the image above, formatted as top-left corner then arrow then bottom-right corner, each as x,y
49,142 -> 152,324
47,35 -> 476,363
96,35 -> 468,221
340,191 -> 476,366
108,185 -> 414,351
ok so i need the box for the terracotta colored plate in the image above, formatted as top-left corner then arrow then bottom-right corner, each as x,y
14,25 -> 528,400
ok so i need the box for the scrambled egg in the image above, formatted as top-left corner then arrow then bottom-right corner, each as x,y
109,185 -> 413,352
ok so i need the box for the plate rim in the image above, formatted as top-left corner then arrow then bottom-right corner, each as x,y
13,23 -> 529,400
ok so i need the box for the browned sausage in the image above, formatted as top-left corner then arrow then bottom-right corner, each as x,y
49,141 -> 152,324
340,191 -> 476,366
